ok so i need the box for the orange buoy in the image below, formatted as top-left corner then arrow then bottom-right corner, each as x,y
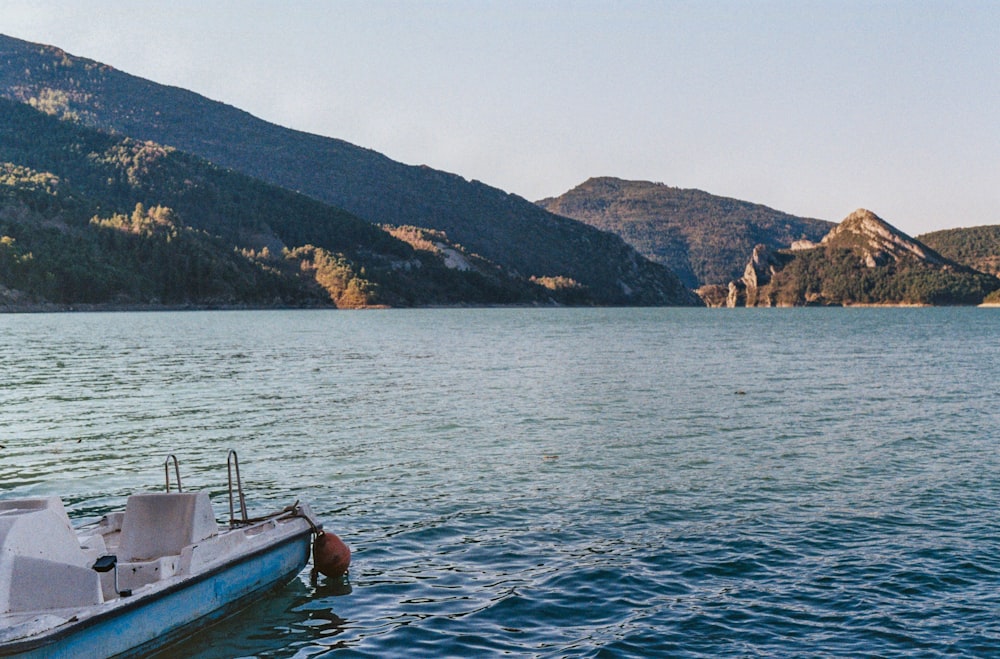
313,531 -> 351,578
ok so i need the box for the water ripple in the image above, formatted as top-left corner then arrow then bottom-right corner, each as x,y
2,309 -> 1000,657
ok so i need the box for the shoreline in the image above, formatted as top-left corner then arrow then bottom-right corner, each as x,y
2,301 -> 997,313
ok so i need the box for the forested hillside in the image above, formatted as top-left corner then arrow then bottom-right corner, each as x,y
0,34 -> 699,306
0,98 -> 553,308
918,225 -> 1000,277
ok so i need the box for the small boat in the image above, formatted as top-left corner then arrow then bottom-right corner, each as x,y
0,451 -> 349,658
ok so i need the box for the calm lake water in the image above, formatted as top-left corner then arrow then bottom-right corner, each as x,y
1,308 -> 999,657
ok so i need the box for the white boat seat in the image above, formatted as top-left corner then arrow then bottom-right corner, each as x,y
118,493 -> 219,561
0,497 -> 103,613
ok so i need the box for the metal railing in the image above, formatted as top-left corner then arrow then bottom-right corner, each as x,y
227,449 -> 249,527
164,454 -> 182,492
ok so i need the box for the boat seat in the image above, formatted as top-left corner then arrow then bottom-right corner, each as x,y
118,493 -> 219,561
0,497 -> 103,612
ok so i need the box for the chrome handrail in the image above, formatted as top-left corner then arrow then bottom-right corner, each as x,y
227,449 -> 249,527
164,454 -> 182,492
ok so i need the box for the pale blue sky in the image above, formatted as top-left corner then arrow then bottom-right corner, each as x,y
3,1 -> 998,235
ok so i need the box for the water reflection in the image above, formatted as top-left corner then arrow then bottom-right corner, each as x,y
150,576 -> 353,659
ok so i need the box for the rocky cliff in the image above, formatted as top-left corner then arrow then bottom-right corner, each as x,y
820,209 -> 945,267
725,245 -> 794,307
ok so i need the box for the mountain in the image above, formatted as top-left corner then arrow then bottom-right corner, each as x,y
0,34 -> 698,306
0,97 -> 560,309
536,177 -> 834,288
918,225 -> 1000,278
723,209 -> 999,307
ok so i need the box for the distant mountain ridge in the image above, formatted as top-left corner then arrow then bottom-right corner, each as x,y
536,177 -> 834,288
722,209 -> 999,306
0,34 -> 698,306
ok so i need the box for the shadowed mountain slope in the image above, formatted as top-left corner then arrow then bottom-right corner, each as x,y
0,34 -> 698,306
0,97 -> 560,308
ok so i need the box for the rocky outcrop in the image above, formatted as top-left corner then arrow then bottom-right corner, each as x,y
695,284 -> 729,307
820,209 -> 945,267
725,244 -> 793,307
722,209 -> 999,307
